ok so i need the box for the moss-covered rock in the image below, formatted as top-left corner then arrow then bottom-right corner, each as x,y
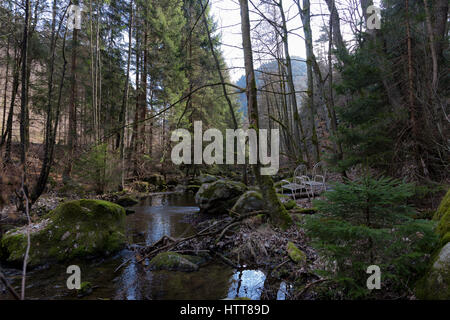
131,181 -> 151,193
415,242 -> 450,300
434,189 -> 450,221
230,191 -> 264,216
275,193 -> 299,211
187,185 -> 201,193
149,252 -> 200,272
291,207 -> 318,215
0,199 -> 126,267
115,196 -> 139,207
286,241 -> 306,265
199,174 -> 218,184
144,174 -> 166,189
437,209 -> 449,238
441,232 -> 450,247
195,179 -> 247,214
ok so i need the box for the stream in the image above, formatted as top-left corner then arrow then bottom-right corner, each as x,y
1,193 -> 288,300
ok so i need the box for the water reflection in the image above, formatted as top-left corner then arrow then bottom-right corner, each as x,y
227,270 -> 266,300
1,193 -> 285,300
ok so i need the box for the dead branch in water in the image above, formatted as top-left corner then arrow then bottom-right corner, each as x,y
114,210 -> 265,272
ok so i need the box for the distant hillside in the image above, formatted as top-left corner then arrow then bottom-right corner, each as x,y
236,57 -> 307,118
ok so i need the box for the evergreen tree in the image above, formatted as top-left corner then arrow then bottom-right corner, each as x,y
305,176 -> 438,298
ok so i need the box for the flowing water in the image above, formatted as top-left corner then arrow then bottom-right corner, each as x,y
1,193 -> 288,300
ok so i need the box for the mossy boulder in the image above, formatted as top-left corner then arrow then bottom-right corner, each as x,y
131,181 -> 151,193
199,174 -> 218,184
230,191 -> 264,216
144,174 -> 166,189
195,179 -> 247,214
436,209 -> 449,239
415,242 -> 450,300
187,185 -> 201,193
434,189 -> 450,221
441,232 -> 450,247
149,252 -> 200,272
0,200 -> 126,267
286,241 -> 306,265
115,196 -> 139,207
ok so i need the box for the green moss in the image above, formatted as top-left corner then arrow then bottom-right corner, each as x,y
440,232 -> 450,247
437,210 -> 449,238
263,186 -> 293,229
0,199 -> 126,267
283,199 -> 297,210
195,179 -> 247,214
231,191 -> 264,216
145,174 -> 165,187
132,181 -> 150,193
287,241 -> 306,265
149,252 -> 199,272
415,243 -> 450,300
292,207 -> 318,214
434,189 -> 450,221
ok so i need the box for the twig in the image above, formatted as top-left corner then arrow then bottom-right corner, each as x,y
216,222 -> 240,243
297,279 -> 329,298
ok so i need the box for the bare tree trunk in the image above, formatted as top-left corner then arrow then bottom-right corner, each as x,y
239,0 -> 292,228
19,0 -> 30,170
1,35 -> 10,138
119,1 -> 133,191
324,0 -> 347,56
133,26 -> 141,177
423,0 -> 438,92
64,3 -> 79,182
298,0 -> 320,163
31,0 -> 69,203
278,0 -> 307,163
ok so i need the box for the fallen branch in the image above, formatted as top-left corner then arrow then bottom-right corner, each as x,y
114,210 -> 264,272
297,278 -> 329,298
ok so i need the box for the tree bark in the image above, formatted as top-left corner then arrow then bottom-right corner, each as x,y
64,2 -> 79,183
239,0 -> 292,228
19,0 -> 30,169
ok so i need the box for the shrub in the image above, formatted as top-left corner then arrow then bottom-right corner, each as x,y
305,175 -> 438,299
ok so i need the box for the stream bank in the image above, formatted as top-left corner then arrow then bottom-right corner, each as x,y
1,193 -> 300,300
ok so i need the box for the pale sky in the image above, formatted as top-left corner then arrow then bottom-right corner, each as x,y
210,0 -> 381,82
